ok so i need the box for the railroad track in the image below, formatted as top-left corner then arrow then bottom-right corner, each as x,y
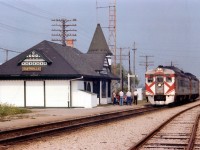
192,114 -> 200,149
0,106 -> 161,146
129,104 -> 200,150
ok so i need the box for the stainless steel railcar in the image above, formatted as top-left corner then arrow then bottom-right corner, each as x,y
145,65 -> 199,105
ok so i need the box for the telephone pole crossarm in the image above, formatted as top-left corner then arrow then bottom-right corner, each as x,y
51,18 -> 77,46
140,55 -> 154,72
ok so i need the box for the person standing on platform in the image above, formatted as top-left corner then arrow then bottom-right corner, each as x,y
119,90 -> 124,106
126,90 -> 132,105
134,89 -> 138,105
112,91 -> 117,105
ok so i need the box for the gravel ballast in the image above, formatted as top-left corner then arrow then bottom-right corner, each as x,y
6,101 -> 200,150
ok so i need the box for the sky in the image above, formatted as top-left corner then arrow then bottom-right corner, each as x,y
0,0 -> 200,86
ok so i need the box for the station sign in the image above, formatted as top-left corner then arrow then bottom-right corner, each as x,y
20,50 -> 50,72
22,66 -> 42,72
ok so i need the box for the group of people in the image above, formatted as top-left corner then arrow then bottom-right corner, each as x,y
112,90 -> 138,106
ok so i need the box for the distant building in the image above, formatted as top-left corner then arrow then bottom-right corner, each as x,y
0,24 -> 119,108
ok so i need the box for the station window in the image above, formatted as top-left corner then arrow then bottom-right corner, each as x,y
102,80 -> 106,98
87,82 -> 91,92
84,82 -> 91,92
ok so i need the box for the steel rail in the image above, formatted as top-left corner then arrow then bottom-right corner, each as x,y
129,104 -> 200,150
186,113 -> 200,150
0,106 -> 160,145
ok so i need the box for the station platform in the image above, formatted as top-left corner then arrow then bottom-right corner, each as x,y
0,103 -> 148,131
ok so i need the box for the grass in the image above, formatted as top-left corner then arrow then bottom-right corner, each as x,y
0,103 -> 31,118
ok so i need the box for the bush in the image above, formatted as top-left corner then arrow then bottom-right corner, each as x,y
0,103 -> 31,118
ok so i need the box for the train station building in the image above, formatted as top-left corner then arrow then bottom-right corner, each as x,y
0,24 -> 119,108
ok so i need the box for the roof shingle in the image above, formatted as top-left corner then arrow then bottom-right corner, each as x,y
0,40 -> 118,79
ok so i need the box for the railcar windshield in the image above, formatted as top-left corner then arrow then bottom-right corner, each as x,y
156,76 -> 163,82
147,75 -> 154,83
166,75 -> 172,82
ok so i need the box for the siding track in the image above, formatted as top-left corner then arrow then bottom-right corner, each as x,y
0,106 -> 160,146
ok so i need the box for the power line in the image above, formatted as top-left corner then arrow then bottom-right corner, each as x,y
13,0 -> 93,43
14,0 -> 63,18
0,47 -> 21,62
0,22 -> 49,35
0,1 -> 50,20
52,19 -> 77,46
0,0 -> 92,53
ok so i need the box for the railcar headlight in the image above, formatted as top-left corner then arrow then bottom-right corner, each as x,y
158,83 -> 162,87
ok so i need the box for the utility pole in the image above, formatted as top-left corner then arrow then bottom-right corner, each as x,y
129,50 -> 131,74
140,55 -> 154,72
132,42 -> 137,104
122,69 -> 124,91
116,47 -> 130,90
0,47 -> 21,62
132,42 -> 137,91
52,19 -> 77,46
132,42 -> 137,76
120,48 -> 122,88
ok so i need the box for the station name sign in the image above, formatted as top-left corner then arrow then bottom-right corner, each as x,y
20,50 -> 50,72
22,66 -> 42,72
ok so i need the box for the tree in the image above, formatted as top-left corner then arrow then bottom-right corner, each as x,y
112,63 -> 139,92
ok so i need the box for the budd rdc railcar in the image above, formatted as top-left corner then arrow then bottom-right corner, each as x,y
145,65 -> 199,105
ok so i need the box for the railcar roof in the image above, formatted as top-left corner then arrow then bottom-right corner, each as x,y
164,66 -> 198,79
146,65 -> 198,80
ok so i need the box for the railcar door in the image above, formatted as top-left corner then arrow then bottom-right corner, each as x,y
155,76 -> 164,94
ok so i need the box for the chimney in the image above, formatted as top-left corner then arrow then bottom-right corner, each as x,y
66,39 -> 74,47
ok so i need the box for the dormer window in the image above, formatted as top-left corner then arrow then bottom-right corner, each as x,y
106,55 -> 111,66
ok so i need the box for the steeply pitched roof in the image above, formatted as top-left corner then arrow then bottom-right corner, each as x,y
87,24 -> 112,55
0,41 -> 80,78
0,40 -> 119,80
47,41 -> 100,77
81,53 -> 106,71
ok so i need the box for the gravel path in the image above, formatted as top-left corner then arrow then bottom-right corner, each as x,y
6,101 -> 200,150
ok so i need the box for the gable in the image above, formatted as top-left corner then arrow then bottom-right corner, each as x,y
99,57 -> 111,75
18,50 -> 52,66
17,50 -> 52,72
